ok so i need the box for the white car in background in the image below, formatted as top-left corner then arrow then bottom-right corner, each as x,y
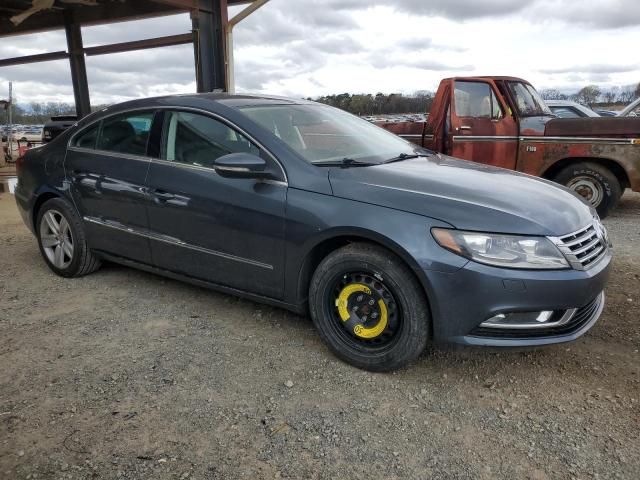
619,98 -> 639,117
545,100 -> 601,118
12,126 -> 43,143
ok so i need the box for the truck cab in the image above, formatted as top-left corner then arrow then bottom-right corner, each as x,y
380,76 -> 640,217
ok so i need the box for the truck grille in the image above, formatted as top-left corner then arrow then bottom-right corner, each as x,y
551,222 -> 608,270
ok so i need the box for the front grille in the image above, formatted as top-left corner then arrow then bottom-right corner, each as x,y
470,293 -> 603,339
552,222 -> 608,270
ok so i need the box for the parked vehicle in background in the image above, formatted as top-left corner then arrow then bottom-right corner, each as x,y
42,115 -> 77,143
14,94 -> 611,371
619,98 -> 640,117
12,126 -> 43,143
379,76 -> 640,217
546,100 -> 600,118
593,109 -> 618,117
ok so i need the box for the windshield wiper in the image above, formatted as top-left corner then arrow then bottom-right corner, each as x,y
382,153 -> 427,164
311,157 -> 377,167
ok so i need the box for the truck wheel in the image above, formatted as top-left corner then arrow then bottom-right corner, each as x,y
309,243 -> 430,372
553,162 -> 622,218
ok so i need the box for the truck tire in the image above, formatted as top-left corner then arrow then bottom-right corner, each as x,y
309,242 -> 430,372
553,162 -> 622,218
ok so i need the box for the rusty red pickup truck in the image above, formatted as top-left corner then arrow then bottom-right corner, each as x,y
379,76 -> 640,217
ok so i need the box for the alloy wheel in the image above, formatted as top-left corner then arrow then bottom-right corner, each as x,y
39,209 -> 74,269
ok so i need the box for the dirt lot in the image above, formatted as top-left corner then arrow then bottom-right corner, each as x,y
1,191 -> 638,480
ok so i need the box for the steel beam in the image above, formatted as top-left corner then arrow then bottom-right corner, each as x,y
0,2 -> 187,37
226,0 -> 270,93
192,0 -> 228,92
85,33 -> 193,56
0,51 -> 68,67
64,11 -> 91,119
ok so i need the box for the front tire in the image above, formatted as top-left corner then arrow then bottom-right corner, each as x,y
553,162 -> 622,218
36,197 -> 101,277
309,243 -> 430,372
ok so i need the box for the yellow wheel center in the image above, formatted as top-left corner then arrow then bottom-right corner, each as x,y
335,283 -> 388,339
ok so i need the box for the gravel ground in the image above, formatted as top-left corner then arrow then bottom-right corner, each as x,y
0,191 -> 638,480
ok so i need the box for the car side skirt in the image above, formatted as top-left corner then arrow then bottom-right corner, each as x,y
95,251 -> 307,315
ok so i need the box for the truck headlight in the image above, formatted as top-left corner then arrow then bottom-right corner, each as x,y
432,228 -> 569,270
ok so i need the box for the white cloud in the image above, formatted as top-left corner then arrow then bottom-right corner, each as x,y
0,0 -> 638,105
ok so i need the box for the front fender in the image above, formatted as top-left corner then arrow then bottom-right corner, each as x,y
282,188 -> 467,308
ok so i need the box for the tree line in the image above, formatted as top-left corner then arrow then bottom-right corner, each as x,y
540,83 -> 640,106
313,83 -> 640,115
1,82 -> 638,124
0,100 -> 109,125
310,92 -> 435,116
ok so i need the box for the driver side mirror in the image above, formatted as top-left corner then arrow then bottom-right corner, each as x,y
213,153 -> 275,180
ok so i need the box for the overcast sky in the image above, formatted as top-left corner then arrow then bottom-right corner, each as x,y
1,0 -> 639,105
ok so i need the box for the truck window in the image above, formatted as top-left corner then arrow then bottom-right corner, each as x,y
454,81 -> 503,119
507,81 -> 552,117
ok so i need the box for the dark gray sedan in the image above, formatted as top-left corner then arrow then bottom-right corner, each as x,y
14,94 -> 611,371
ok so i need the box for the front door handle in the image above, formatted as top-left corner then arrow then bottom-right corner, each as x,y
149,189 -> 176,202
457,126 -> 472,131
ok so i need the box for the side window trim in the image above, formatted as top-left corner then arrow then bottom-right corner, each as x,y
147,110 -> 164,159
67,106 -> 288,183
490,88 -> 504,120
69,109 -> 156,158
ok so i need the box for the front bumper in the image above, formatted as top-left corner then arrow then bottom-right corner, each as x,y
425,250 -> 611,347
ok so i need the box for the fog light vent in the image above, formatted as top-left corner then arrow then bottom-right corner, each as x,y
480,308 -> 576,330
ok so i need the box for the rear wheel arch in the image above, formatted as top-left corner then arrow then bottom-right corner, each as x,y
32,191 -> 62,231
543,157 -> 630,190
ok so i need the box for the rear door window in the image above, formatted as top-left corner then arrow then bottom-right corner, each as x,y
96,112 -> 154,156
73,122 -> 100,149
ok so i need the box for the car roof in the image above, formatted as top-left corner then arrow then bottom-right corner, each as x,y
71,93 -> 322,130
109,92 -> 315,111
545,100 -> 580,106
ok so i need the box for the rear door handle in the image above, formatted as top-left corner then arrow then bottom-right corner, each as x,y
457,126 -> 472,131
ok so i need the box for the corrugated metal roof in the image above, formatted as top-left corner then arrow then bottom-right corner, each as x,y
0,0 -> 248,37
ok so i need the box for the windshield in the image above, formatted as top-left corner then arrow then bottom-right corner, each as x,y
507,81 -> 553,117
239,104 -> 422,164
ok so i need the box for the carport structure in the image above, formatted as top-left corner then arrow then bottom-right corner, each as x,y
0,0 -> 268,118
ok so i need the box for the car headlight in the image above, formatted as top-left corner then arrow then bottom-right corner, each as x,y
432,228 -> 569,270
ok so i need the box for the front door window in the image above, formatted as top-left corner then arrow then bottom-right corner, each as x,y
162,111 -> 260,169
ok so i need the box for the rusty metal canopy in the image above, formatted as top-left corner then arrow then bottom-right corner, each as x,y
0,0 -> 264,119
0,0 -> 249,37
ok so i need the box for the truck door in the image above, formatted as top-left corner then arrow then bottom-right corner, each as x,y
448,80 -> 518,169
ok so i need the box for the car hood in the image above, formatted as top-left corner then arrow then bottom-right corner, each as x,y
328,155 -> 594,236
